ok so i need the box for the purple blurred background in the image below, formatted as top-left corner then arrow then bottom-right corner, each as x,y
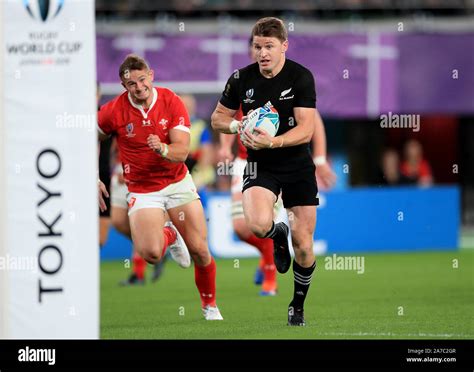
97,32 -> 474,117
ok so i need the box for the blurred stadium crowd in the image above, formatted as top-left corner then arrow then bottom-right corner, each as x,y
96,0 -> 473,19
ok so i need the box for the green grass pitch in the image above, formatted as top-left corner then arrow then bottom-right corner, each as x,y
100,250 -> 473,339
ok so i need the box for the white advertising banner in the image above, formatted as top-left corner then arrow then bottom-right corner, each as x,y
0,0 -> 98,338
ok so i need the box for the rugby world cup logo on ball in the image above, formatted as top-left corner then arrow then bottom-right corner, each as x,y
240,102 -> 280,142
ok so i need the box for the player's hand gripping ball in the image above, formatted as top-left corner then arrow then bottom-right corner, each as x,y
240,102 -> 279,144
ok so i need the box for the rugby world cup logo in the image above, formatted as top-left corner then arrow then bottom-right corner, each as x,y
126,123 -> 136,138
24,0 -> 65,22
243,88 -> 255,104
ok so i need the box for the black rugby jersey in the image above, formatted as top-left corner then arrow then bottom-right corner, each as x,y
219,58 -> 316,171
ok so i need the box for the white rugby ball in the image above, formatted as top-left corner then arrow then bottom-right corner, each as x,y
240,104 -> 280,142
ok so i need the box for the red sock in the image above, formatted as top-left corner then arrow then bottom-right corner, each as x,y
243,235 -> 276,284
132,251 -> 147,280
194,257 -> 216,307
161,226 -> 177,258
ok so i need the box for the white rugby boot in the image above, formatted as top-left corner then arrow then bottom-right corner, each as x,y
165,221 -> 191,268
202,305 -> 224,321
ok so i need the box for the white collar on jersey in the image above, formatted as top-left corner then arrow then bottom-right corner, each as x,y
127,87 -> 158,119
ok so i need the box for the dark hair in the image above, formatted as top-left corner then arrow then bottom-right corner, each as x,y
251,17 -> 288,43
119,54 -> 149,79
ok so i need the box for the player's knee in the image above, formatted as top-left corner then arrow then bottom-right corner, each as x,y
292,235 -> 314,257
247,220 -> 273,238
139,245 -> 163,264
245,212 -> 273,238
143,254 -> 160,265
142,251 -> 162,264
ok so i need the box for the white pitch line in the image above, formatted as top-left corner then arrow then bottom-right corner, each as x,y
318,331 -> 473,338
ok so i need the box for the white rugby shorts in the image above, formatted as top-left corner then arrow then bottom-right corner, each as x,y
127,172 -> 200,216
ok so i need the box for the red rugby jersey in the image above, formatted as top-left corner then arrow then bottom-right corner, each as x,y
98,87 -> 191,193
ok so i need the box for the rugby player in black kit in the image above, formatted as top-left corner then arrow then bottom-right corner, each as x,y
211,17 -> 318,326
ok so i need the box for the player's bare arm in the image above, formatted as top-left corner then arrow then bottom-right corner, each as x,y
147,128 -> 190,162
242,107 -> 315,150
312,110 -> 327,160
211,102 -> 240,134
218,133 -> 236,161
312,109 -> 337,189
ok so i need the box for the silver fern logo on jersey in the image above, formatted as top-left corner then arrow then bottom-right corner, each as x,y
279,87 -> 294,100
243,88 -> 255,103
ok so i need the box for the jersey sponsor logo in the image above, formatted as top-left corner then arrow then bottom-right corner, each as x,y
279,87 -> 294,100
142,119 -> 152,127
126,123 -> 136,138
243,88 -> 255,104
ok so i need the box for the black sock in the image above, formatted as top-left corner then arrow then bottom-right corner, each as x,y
289,260 -> 316,311
264,221 -> 286,240
263,221 -> 277,238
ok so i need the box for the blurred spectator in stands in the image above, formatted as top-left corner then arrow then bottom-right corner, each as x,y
400,139 -> 434,186
181,94 -> 216,191
379,148 -> 412,186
